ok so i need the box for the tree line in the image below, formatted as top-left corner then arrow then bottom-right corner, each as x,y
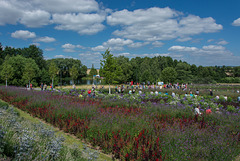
0,43 -> 87,87
100,49 -> 240,84
0,43 -> 239,87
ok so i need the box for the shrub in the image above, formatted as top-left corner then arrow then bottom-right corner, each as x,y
226,105 -> 236,112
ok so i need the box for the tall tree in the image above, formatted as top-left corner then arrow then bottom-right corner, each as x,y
0,56 -> 14,87
49,62 -> 58,89
89,64 -> 98,77
100,49 -> 119,94
21,45 -> 46,70
175,62 -> 192,83
115,56 -> 132,83
22,60 -> 40,88
161,67 -> 177,84
69,65 -> 79,84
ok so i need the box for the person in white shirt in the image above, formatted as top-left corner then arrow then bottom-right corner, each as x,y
194,105 -> 202,115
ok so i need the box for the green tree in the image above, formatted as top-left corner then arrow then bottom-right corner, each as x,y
0,56 -> 14,87
47,58 -> 87,85
161,67 -> 177,83
22,60 -> 40,88
49,62 -> 58,89
69,65 -> 79,84
89,64 -> 98,77
175,62 -> 192,83
100,49 -> 119,94
21,45 -> 46,70
115,56 -> 132,83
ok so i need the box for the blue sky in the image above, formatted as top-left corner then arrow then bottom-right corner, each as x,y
1,0 -> 240,68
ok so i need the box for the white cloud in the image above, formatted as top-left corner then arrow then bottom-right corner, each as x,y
152,41 -> 164,47
62,43 -> 85,52
169,45 -> 232,56
202,45 -> 225,51
107,7 -> 222,41
0,0 -> 105,35
207,39 -> 215,43
177,15 -> 222,36
168,46 -> 198,52
176,37 -> 192,42
103,38 -> 133,46
20,10 -> 51,27
118,52 -> 130,56
33,0 -> 99,13
11,30 -> 36,39
35,36 -> 56,43
217,40 -> 228,45
0,1 -> 23,25
54,55 -> 73,58
45,48 -> 55,51
232,18 -> 240,26
92,38 -> 148,51
168,45 -> 240,66
52,13 -> 105,35
62,43 -> 76,49
91,45 -> 106,52
63,49 -> 75,52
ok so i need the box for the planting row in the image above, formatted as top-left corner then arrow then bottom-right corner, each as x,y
0,100 -> 101,161
0,86 -> 239,160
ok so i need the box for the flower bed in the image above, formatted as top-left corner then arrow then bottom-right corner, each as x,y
0,100 -> 103,160
0,86 -> 239,160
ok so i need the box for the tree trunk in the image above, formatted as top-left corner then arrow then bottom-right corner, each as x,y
52,78 -> 54,90
29,80 -> 30,89
6,79 -> 7,87
109,84 -> 111,94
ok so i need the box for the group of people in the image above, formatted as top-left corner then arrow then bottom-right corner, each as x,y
40,83 -> 53,91
194,105 -> 221,116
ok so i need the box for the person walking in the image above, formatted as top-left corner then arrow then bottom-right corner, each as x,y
44,84 -> 47,90
40,83 -> 43,91
209,89 -> 213,96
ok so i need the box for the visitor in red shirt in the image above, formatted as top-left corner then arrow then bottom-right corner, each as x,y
206,107 -> 212,114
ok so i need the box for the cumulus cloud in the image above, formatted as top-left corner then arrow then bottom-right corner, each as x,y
92,38 -> 148,51
168,46 -> 198,52
54,55 -> 74,59
33,0 -> 99,13
207,39 -> 215,43
45,48 -> 55,51
168,45 -> 232,56
52,13 -> 105,35
232,18 -> 240,26
35,36 -> 56,43
177,15 -> 222,36
20,10 -> 51,27
107,7 -> 222,41
118,52 -> 130,56
176,37 -> 192,42
0,0 -> 105,34
0,1 -> 23,25
62,43 -> 85,52
168,45 -> 240,66
92,45 -> 106,52
216,40 -> 228,45
152,41 -> 164,47
11,30 -> 36,39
